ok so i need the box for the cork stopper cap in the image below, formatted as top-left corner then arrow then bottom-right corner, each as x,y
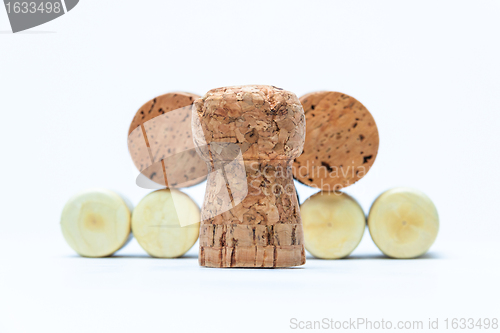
192,85 -> 305,161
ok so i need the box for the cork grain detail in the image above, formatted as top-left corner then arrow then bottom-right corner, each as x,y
60,189 -> 131,257
301,191 -> 366,259
192,85 -> 306,268
293,91 -> 379,191
192,85 -> 305,161
127,92 -> 207,188
132,189 -> 200,258
368,187 -> 439,259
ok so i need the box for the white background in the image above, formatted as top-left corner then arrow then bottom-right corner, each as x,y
1,1 -> 499,332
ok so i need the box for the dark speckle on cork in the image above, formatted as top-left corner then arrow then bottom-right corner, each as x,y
293,91 -> 379,191
321,161 -> 333,173
127,92 -> 206,188
194,85 -> 305,268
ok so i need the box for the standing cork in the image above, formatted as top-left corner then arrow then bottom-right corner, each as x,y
192,85 -> 306,268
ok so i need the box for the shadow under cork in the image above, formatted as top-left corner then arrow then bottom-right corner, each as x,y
113,253 -> 200,259
64,252 -> 442,262
306,252 -> 442,260
65,253 -> 200,259
66,253 -> 307,268
199,266 -> 305,270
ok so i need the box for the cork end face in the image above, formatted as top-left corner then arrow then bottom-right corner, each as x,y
368,187 -> 439,259
127,92 -> 208,188
301,191 -> 366,259
60,189 -> 131,257
192,85 -> 306,161
293,91 -> 379,191
128,92 -> 199,136
132,189 -> 200,258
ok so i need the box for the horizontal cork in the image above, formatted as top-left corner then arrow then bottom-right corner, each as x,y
301,191 -> 365,259
127,92 -> 207,188
293,91 -> 379,191
60,189 -> 132,257
193,85 -> 306,268
368,187 -> 439,259
132,189 -> 200,258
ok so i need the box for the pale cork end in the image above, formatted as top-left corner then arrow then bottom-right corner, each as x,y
368,187 -> 439,259
60,189 -> 131,257
301,191 -> 365,259
132,189 -> 200,258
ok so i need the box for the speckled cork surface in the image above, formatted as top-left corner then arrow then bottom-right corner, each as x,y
293,91 -> 379,191
192,85 -> 306,268
127,92 -> 207,188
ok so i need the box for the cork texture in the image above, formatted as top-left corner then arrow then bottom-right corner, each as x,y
293,91 -> 379,191
193,85 -> 306,268
127,92 -> 207,188
192,85 -> 305,161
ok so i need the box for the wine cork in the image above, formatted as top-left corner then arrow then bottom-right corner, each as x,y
368,187 -> 439,259
60,189 -> 132,257
127,92 -> 207,188
301,191 -> 365,259
293,91 -> 379,191
132,189 -> 200,258
193,85 -> 306,268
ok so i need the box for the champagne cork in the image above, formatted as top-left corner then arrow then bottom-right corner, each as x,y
293,91 -> 379,191
128,92 -> 207,188
192,85 -> 306,268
